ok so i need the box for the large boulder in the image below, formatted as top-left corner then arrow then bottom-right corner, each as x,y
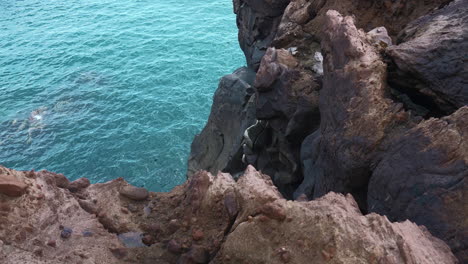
387,0 -> 468,115
211,166 -> 457,264
302,9 -> 468,262
187,67 -> 256,178
369,107 -> 468,261
310,10 -> 410,204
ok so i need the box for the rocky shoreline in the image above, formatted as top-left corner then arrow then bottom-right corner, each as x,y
1,0 -> 467,263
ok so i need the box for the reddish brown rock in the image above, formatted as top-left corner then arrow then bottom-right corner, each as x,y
119,185 -> 149,201
192,229 -> 204,241
211,167 -> 457,264
142,234 -> 155,246
0,173 -> 27,197
167,239 -> 183,254
261,201 -> 286,221
53,173 -> 70,188
109,247 -> 127,259
0,166 -> 123,264
185,246 -> 209,264
47,240 -> 56,247
68,177 -> 90,192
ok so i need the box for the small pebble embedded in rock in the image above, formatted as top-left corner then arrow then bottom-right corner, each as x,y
61,227 -> 73,239
82,230 -> 93,237
47,240 -> 56,247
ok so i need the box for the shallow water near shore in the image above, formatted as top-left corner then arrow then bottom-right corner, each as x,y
0,0 -> 243,191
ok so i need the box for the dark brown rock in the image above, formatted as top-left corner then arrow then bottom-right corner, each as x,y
308,9 -> 403,204
54,173 -> 70,188
191,229 -> 204,241
223,192 -> 238,219
167,239 -> 183,254
0,174 -> 27,197
142,234 -> 155,246
186,246 -> 209,264
250,47 -> 320,197
368,107 -> 468,261
68,178 -> 91,192
387,0 -> 468,115
234,0 -> 290,69
119,185 -> 149,201
109,247 -> 127,259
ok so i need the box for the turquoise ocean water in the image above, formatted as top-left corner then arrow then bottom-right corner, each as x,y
0,0 -> 243,191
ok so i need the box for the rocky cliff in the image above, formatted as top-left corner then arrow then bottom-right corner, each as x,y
1,0 -> 466,263
0,165 -> 458,263
189,0 -> 467,262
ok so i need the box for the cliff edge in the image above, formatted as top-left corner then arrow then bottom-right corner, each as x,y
1,0 -> 466,263
189,0 -> 467,262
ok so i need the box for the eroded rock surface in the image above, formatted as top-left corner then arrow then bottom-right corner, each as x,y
0,167 -> 124,264
189,0 -> 467,261
188,67 -> 256,177
0,168 -> 27,197
2,0 -> 465,263
387,0 -> 468,115
234,0 -> 291,69
0,165 -> 458,263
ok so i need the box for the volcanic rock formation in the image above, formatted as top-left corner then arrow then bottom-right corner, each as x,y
0,165 -> 458,263
189,0 -> 467,261
1,0 -> 466,263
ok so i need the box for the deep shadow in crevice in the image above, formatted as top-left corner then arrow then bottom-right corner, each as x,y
386,60 -> 455,119
349,183 -> 369,215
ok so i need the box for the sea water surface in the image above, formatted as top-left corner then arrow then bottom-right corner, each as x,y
0,0 -> 243,191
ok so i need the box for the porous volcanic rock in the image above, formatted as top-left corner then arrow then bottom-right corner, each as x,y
0,165 -> 458,263
189,1 -> 467,261
0,167 -> 125,264
211,166 -> 457,264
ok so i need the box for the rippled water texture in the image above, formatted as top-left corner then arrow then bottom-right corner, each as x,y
0,0 -> 243,191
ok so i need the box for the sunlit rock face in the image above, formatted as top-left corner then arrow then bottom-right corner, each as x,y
0,165 -> 458,263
